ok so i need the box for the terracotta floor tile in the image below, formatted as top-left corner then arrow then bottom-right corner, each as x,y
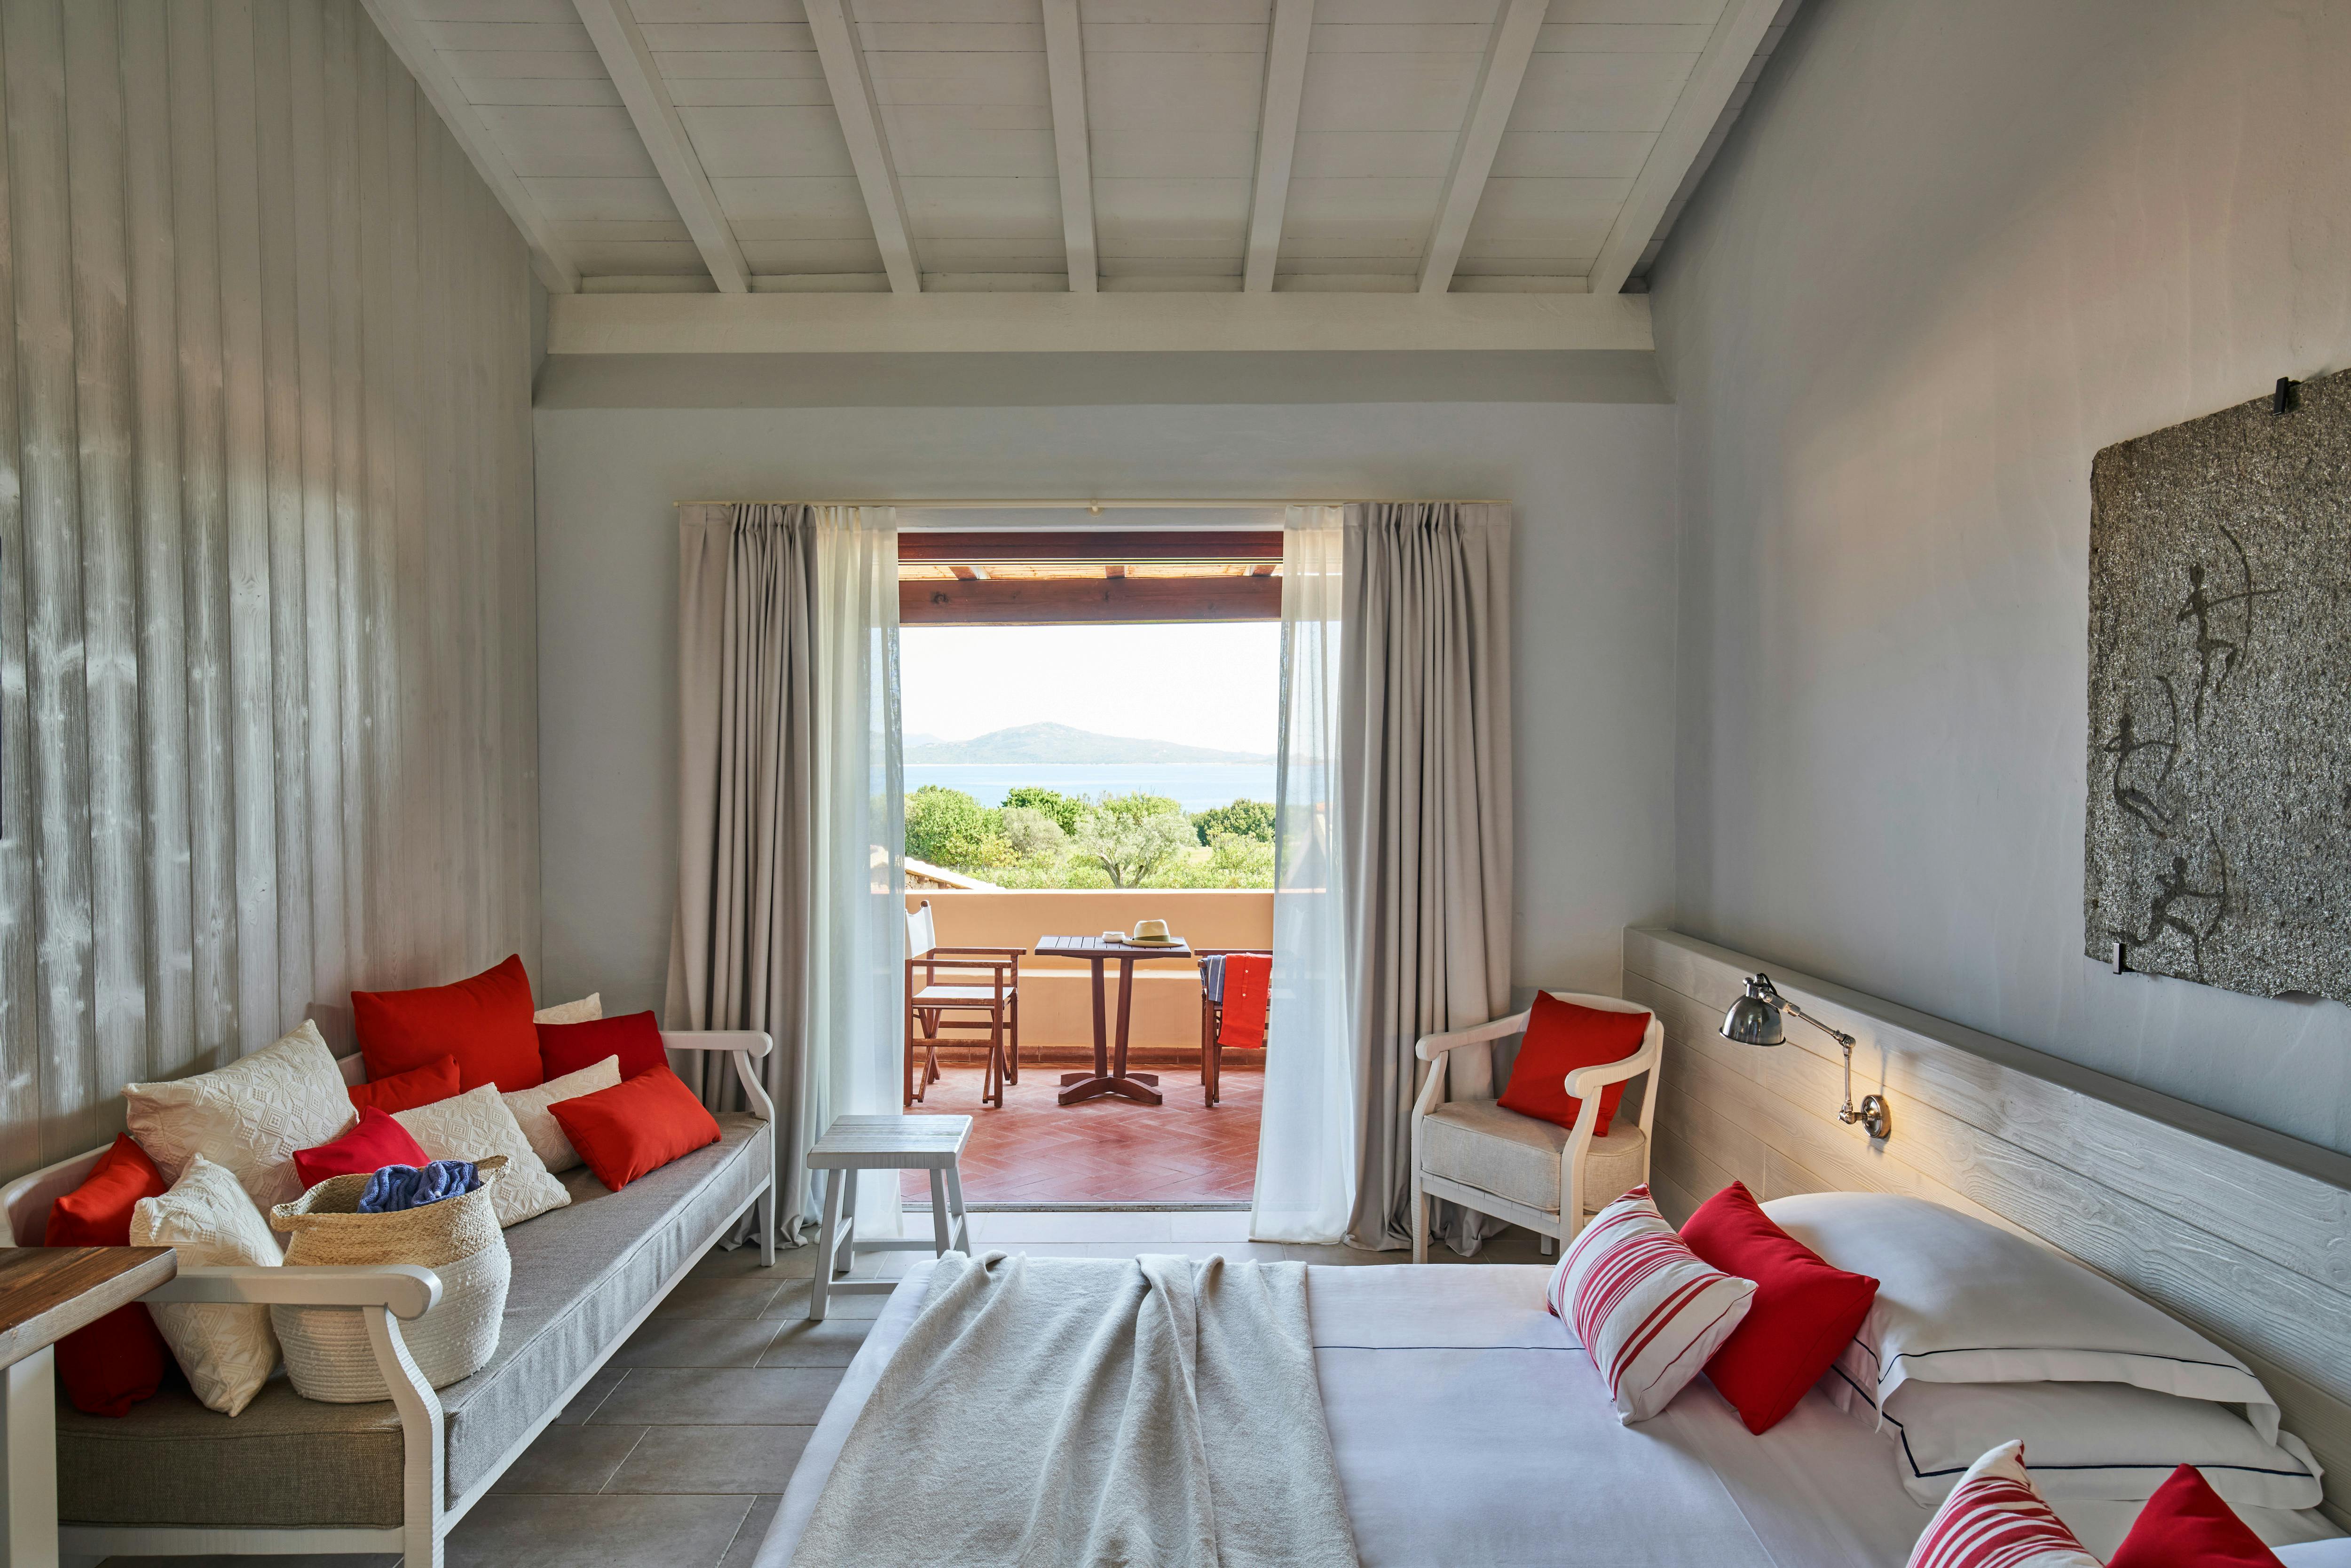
905,1064 -> 1260,1204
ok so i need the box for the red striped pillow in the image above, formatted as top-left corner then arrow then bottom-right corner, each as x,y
1546,1185 -> 1757,1423
1907,1442 -> 2100,1568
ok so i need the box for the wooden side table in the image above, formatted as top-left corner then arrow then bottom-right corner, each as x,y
0,1246 -> 177,1568
1035,935 -> 1193,1106
806,1115 -> 972,1322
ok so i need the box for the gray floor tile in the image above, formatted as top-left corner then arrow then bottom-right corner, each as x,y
968,1209 -> 1175,1244
448,1493 -> 752,1568
720,1495 -> 784,1568
554,1366 -> 628,1424
771,1277 -> 888,1319
653,1276 -> 788,1317
613,1309 -> 787,1369
592,1366 -> 847,1426
692,1243 -> 791,1280
490,1421 -> 647,1495
605,1424 -> 815,1495
757,1313 -> 876,1368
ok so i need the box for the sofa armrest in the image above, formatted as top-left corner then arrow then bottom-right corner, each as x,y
659,1030 -> 778,1122
146,1264 -> 442,1321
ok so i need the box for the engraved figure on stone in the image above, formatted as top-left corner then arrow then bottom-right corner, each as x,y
2110,833 -> 2229,980
2173,525 -> 2277,721
2099,676 -> 2181,837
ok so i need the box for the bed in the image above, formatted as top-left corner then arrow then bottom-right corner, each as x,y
757,1257 -> 2348,1568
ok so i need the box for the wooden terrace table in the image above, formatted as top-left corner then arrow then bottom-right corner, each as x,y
0,1245 -> 177,1568
1035,934 -> 1194,1106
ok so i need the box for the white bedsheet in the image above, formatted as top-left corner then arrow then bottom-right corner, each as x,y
759,1260 -> 2344,1568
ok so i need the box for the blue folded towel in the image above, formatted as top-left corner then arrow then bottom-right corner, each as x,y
358,1160 -> 482,1213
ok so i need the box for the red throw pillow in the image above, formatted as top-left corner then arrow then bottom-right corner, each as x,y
1681,1180 -> 1879,1434
547,1067 -> 722,1192
292,1107 -> 432,1190
45,1135 -> 174,1417
1495,993 -> 1649,1135
349,1054 -> 461,1116
539,1010 -> 669,1081
354,954 -> 542,1094
2105,1466 -> 2285,1568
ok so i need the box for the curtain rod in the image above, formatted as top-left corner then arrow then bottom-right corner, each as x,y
670,498 -> 1505,508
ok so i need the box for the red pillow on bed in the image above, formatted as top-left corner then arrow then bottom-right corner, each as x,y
1680,1180 -> 1878,1434
1494,993 -> 1648,1135
2105,1466 -> 2284,1568
547,1066 -> 721,1191
45,1135 -> 174,1417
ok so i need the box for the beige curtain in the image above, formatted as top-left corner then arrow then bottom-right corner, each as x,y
669,503 -> 904,1244
1341,502 -> 1515,1253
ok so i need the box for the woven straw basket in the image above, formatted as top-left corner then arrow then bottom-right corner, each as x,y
268,1156 -> 512,1402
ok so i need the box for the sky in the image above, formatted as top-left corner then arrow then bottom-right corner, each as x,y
901,622 -> 1281,754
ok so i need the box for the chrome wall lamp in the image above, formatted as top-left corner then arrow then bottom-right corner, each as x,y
1719,973 -> 1892,1141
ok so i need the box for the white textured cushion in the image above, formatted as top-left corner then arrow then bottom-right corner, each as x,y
395,1086 -> 569,1227
1767,1191 -> 2280,1439
1905,1441 -> 2099,1568
132,1156 -> 283,1417
1420,1097 -> 1647,1215
125,1022 -> 357,1208
1546,1184 -> 1755,1423
533,993 -> 601,1025
501,1057 -> 622,1174
1831,1373 -> 2324,1510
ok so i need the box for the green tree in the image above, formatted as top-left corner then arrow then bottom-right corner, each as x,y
1000,805 -> 1068,863
1191,797 -> 1275,845
1002,785 -> 1083,835
1072,791 -> 1195,887
905,786 -> 1012,868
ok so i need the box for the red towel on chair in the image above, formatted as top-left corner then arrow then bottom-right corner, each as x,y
1218,954 -> 1271,1049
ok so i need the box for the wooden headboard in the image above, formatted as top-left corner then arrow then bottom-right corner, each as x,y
1625,926 -> 2351,1526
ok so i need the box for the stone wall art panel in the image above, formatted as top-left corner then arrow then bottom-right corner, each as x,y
2085,369 -> 2351,1002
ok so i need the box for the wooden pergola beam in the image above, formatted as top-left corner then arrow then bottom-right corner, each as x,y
901,575 -> 1281,624
898,530 -> 1281,564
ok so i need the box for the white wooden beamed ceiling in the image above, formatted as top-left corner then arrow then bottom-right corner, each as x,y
398,0 -> 1799,299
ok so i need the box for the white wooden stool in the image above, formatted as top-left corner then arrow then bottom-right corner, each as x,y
807,1114 -> 973,1322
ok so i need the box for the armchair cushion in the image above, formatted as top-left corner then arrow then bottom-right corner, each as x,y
1420,1098 -> 1647,1216
1494,993 -> 1648,1136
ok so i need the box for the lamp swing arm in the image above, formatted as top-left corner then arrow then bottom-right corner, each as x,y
1719,972 -> 1892,1140
1759,988 -> 1870,1127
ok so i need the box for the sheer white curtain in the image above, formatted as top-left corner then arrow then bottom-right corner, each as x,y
670,503 -> 904,1245
1250,505 -> 1356,1244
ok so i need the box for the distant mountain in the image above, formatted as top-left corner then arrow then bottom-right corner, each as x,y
905,722 -> 1272,766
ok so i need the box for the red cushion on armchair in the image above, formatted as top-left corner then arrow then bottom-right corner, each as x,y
1495,993 -> 1649,1135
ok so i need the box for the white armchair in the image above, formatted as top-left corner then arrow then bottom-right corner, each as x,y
1409,992 -> 1662,1263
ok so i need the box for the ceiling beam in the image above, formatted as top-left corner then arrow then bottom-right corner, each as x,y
359,0 -> 579,292
572,0 -> 748,294
1039,0 -> 1096,293
902,575 -> 1282,626
1417,0 -> 1548,296
803,0 -> 922,293
1242,0 -> 1314,293
547,289 -> 1654,355
1586,0 -> 1779,296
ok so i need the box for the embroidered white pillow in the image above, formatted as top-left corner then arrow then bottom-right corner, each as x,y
132,1156 -> 284,1416
1546,1184 -> 1756,1423
533,993 -> 601,1025
125,1021 -> 357,1208
501,1056 -> 622,1174
1906,1441 -> 2100,1568
395,1086 -> 570,1227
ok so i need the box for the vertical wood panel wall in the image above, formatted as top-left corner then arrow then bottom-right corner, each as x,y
0,0 -> 538,1183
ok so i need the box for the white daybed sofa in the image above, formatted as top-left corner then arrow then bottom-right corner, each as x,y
0,1030 -> 785,1568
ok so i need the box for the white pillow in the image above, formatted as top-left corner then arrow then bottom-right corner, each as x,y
1905,1440 -> 2099,1568
132,1155 -> 283,1417
2278,1546 -> 2351,1566
534,993 -> 601,1025
395,1086 -> 570,1227
1546,1184 -> 1756,1423
1826,1371 -> 2323,1510
1765,1192 -> 2279,1439
125,1021 -> 357,1208
501,1057 -> 621,1174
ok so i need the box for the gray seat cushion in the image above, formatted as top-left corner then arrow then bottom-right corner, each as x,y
58,1112 -> 771,1530
1420,1097 -> 1646,1217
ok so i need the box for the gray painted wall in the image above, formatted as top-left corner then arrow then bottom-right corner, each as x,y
1655,0 -> 2351,1151
532,403 -> 1679,1019
0,0 -> 540,1182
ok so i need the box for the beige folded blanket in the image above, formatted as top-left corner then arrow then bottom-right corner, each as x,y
789,1251 -> 1359,1568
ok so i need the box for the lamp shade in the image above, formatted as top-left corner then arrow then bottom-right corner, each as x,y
1720,977 -> 1786,1047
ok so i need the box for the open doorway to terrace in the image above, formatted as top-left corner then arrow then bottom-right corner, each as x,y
896,522 -> 1281,1208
